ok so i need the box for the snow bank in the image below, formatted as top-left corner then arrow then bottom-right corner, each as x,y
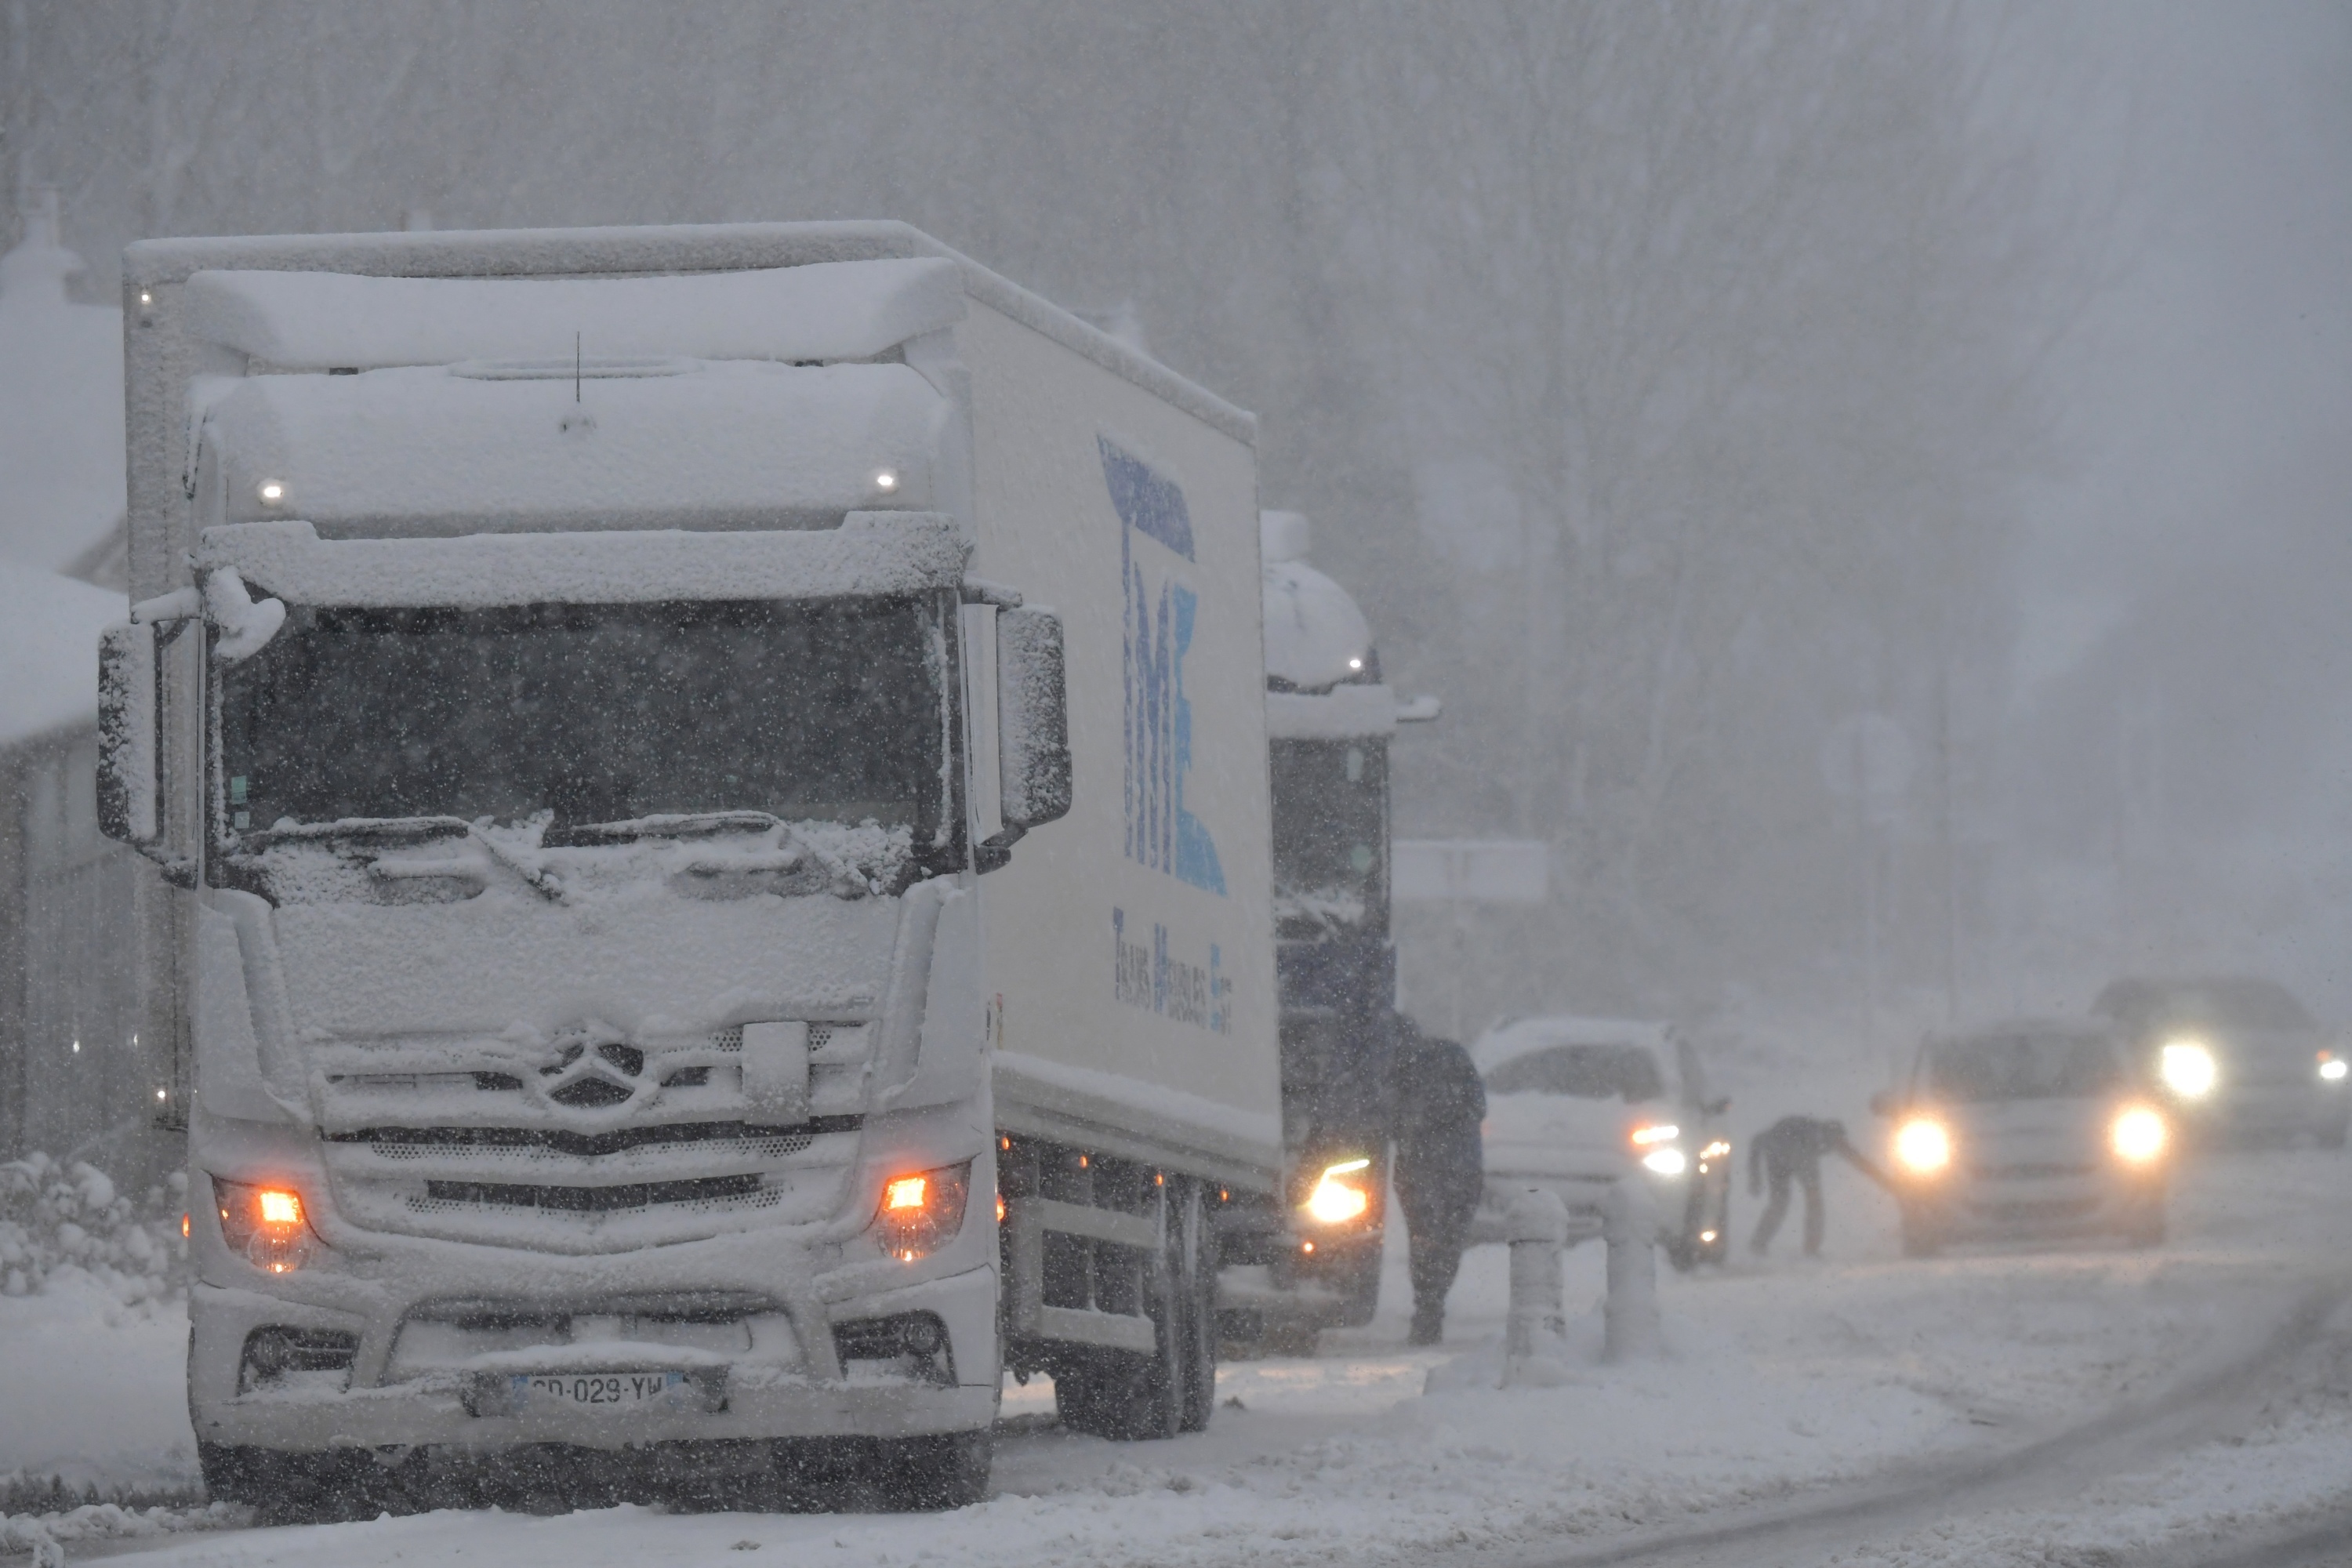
0,1153 -> 187,1304
197,514 -> 967,609
200,360 -> 951,534
0,558 -> 125,746
183,258 -> 965,370
0,1277 -> 195,1491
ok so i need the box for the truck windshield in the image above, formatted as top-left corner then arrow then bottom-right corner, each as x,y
1269,738 -> 1388,935
216,595 -> 951,840
1929,1033 -> 2125,1102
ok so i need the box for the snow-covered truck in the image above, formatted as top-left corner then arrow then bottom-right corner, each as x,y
96,222 -> 1279,1511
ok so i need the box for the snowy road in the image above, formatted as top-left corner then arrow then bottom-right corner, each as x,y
9,1146 -> 2352,1566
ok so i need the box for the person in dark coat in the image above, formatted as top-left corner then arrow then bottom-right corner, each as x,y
1388,1018 -> 1486,1345
1747,1115 -> 1886,1257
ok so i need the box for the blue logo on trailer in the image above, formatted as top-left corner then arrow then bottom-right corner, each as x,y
1103,436 -> 1225,896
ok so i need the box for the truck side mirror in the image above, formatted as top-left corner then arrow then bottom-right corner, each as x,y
997,607 -> 1071,833
96,622 -> 161,850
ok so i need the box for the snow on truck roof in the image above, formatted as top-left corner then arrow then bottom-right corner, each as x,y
182,258 -> 967,369
199,359 -> 950,535
126,221 -> 1255,445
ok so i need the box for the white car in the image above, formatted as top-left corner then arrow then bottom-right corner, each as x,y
1469,1017 -> 1732,1269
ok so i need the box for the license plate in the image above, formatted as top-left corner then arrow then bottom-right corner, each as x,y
511,1370 -> 687,1410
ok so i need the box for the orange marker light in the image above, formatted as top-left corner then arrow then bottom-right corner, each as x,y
1301,1240 -> 1315,1254
180,1213 -> 191,1239
886,1175 -> 928,1211
257,1189 -> 303,1226
1078,1154 -> 1089,1168
995,1193 -> 1007,1223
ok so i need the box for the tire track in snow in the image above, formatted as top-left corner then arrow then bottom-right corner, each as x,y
1494,1272 -> 2352,1568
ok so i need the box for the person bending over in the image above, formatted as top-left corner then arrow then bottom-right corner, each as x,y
1748,1115 -> 1886,1257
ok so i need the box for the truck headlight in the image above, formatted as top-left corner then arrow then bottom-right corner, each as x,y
877,1162 -> 971,1261
2160,1040 -> 2216,1098
2111,1105 -> 2168,1163
1893,1118 -> 1952,1176
1641,1147 -> 1689,1177
1303,1157 -> 1374,1225
2319,1053 -> 2347,1083
1629,1123 -> 1679,1146
211,1178 -> 314,1274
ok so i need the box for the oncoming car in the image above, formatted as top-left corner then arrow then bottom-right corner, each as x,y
1469,1018 -> 1731,1269
2091,976 -> 2350,1148
1874,1020 -> 2169,1256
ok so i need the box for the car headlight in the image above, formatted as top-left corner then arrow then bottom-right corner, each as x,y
1642,1147 -> 1689,1177
2111,1105 -> 2168,1163
1302,1157 -> 1374,1225
2160,1040 -> 2216,1098
1893,1118 -> 1952,1175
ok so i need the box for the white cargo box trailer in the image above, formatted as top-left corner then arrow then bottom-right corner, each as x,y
100,222 -> 1279,1511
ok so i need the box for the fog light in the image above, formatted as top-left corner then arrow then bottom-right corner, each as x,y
256,479 -> 286,506
876,1163 -> 971,1260
1642,1147 -> 1689,1176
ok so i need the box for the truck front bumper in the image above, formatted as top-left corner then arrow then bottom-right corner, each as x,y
191,1261 -> 1000,1454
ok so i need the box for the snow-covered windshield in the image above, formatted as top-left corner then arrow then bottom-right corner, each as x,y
1485,1044 -> 1667,1102
1269,738 -> 1387,936
1927,1033 -> 2127,1102
216,593 -> 951,841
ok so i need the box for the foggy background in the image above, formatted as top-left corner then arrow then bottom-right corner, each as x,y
5,0 -> 2344,1049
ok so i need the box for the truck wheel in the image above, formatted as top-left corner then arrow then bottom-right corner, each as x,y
1054,1195 -> 1186,1441
1176,1179 -> 1218,1432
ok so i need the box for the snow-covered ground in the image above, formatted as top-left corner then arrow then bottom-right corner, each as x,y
7,1146 -> 2350,1566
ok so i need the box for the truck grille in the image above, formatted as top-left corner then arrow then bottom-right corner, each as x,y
422,1171 -> 770,1212
311,1024 -> 873,1253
